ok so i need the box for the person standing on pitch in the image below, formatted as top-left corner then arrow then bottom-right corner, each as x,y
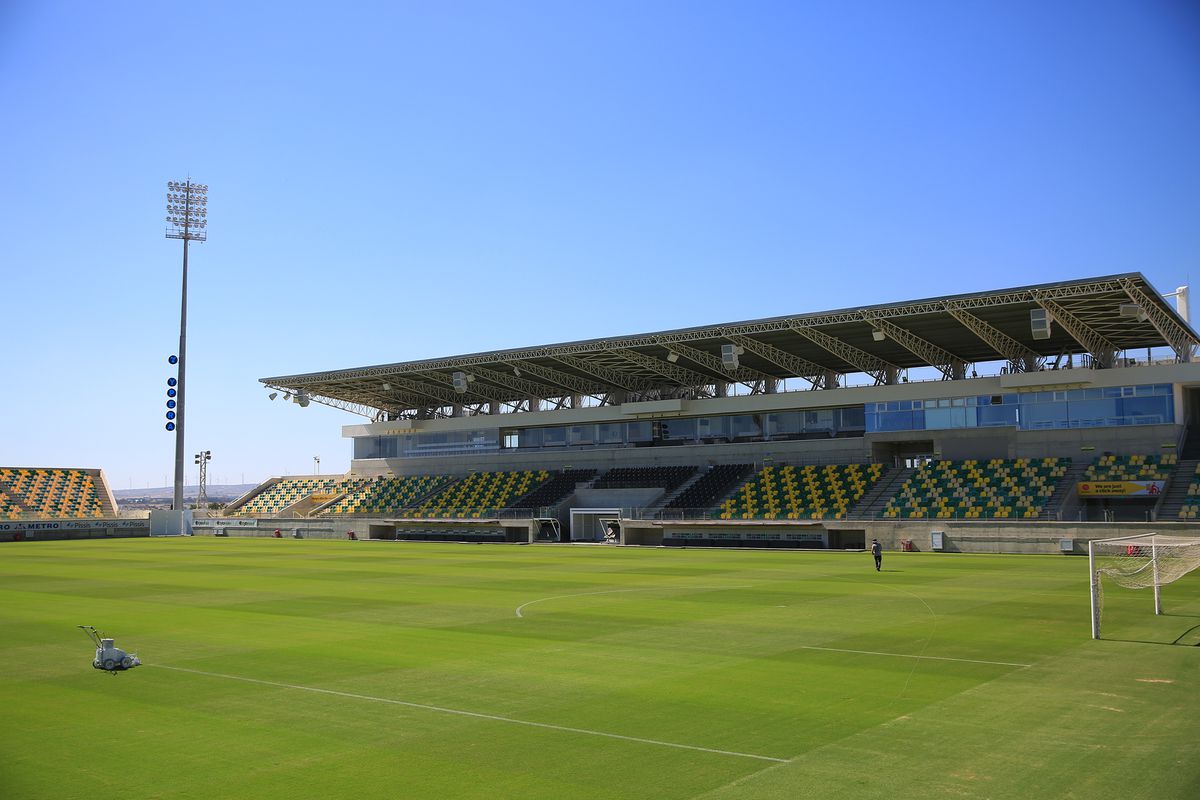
870,538 -> 882,571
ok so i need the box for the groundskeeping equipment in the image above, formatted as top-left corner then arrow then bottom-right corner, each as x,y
78,625 -> 141,672
1088,533 -> 1200,639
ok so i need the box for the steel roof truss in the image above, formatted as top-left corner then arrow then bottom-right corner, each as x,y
787,325 -> 894,383
502,360 -> 604,396
553,354 -> 643,391
861,314 -> 966,379
1033,295 -> 1118,367
610,348 -> 714,387
943,306 -> 1043,372
1120,278 -> 1197,360
725,334 -> 830,388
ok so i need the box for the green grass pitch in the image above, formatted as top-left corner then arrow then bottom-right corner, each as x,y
3,537 -> 1198,799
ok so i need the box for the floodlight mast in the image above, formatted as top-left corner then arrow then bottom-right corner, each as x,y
166,180 -> 208,519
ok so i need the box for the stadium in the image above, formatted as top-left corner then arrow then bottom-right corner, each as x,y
6,273 -> 1200,799
8,273 -> 1200,549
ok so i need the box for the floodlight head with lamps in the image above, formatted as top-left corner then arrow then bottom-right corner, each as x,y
871,329 -> 886,342
268,392 -> 278,401
165,180 -> 208,242
666,352 -> 680,363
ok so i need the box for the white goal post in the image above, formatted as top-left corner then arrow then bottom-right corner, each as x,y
1089,532 -> 1200,639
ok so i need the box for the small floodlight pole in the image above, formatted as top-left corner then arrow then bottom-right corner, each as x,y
194,450 -> 212,513
166,180 -> 208,519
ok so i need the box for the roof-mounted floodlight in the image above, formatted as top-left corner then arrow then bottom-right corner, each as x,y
268,392 -> 278,401
666,351 -> 680,363
1031,308 -> 1052,340
871,329 -> 886,342
1119,303 -> 1148,322
720,344 -> 743,370
294,390 -> 311,408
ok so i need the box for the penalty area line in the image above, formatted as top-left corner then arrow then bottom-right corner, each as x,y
153,664 -> 786,763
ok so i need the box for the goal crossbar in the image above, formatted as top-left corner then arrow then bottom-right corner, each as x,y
1089,532 -> 1200,639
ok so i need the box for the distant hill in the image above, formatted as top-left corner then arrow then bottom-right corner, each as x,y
113,484 -> 257,501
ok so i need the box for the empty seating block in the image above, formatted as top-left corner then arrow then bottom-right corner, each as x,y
881,457 -> 1069,520
1083,453 -> 1174,483
665,464 -> 751,511
407,470 -> 552,518
515,469 -> 598,511
720,463 -> 886,520
593,466 -> 697,494
321,475 -> 450,516
237,477 -> 370,517
0,467 -> 108,520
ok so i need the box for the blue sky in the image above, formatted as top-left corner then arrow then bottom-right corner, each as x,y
1,1 -> 1198,489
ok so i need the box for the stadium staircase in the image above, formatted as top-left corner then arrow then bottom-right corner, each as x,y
1181,426 -> 1200,460
1156,459 -> 1200,520
1039,460 -> 1088,520
847,466 -> 913,519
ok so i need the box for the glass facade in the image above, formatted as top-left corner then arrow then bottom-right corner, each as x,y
353,429 -> 500,459
353,386 -> 1175,461
865,384 -> 1174,433
354,406 -> 865,460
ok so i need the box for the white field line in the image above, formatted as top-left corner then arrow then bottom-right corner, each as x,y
515,585 -> 1030,668
793,644 -> 1031,668
153,664 -> 786,763
515,585 -> 754,618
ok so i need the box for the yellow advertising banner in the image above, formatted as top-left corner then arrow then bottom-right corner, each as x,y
1077,481 -> 1164,497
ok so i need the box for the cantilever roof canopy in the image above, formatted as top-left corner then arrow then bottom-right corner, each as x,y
261,273 -> 1199,419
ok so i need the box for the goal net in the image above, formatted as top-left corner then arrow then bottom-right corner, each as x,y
1089,533 -> 1200,639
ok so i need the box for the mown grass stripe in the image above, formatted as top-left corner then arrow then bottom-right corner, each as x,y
154,664 -> 788,763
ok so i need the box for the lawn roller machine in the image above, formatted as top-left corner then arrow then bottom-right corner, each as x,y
78,625 -> 141,673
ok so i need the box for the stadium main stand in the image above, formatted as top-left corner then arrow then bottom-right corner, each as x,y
210,273 -> 1200,551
